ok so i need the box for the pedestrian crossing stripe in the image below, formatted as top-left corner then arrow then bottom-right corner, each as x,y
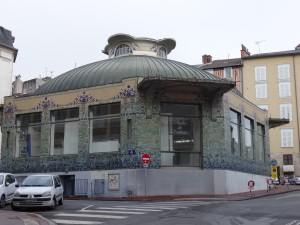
52,219 -> 104,224
114,205 -> 186,210
94,207 -> 162,212
80,209 -> 146,214
55,213 -> 127,219
52,201 -> 222,224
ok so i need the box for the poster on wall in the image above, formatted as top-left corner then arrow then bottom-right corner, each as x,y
108,174 -> 120,190
172,118 -> 192,138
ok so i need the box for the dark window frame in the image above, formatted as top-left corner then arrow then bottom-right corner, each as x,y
283,154 -> 293,165
230,109 -> 241,155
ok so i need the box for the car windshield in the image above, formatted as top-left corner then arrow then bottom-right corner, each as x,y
0,175 -> 3,185
21,176 -> 53,187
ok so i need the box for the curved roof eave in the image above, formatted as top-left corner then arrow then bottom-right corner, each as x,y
137,77 -> 235,95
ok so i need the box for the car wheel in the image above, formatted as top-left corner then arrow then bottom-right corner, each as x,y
11,202 -> 20,211
58,196 -> 63,206
0,195 -> 5,208
49,197 -> 56,210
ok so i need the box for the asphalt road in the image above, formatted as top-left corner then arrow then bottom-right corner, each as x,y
3,192 -> 300,225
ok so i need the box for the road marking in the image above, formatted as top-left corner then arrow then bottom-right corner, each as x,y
55,213 -> 127,219
276,193 -> 300,200
80,209 -> 145,214
53,219 -> 104,224
95,207 -> 162,212
143,201 -> 209,205
285,220 -> 299,225
115,205 -> 186,210
81,205 -> 93,210
140,202 -> 213,207
22,219 -> 40,225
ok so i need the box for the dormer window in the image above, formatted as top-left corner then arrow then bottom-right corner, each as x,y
115,44 -> 132,57
157,47 -> 167,58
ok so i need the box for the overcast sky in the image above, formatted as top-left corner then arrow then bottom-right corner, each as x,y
1,0 -> 300,81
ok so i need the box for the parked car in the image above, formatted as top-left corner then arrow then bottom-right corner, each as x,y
0,173 -> 18,208
289,176 -> 300,185
271,178 -> 280,185
11,174 -> 63,211
280,176 -> 296,185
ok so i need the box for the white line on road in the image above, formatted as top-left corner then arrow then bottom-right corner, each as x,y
143,201 -> 212,204
81,205 -> 93,210
115,205 -> 186,210
55,213 -> 127,219
52,219 -> 104,224
80,209 -> 145,214
140,202 -> 212,207
285,220 -> 299,225
95,207 -> 162,212
276,194 -> 300,200
22,219 -> 39,225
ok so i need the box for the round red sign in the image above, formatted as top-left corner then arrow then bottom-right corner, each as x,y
248,180 -> 255,188
267,178 -> 273,185
141,153 -> 151,164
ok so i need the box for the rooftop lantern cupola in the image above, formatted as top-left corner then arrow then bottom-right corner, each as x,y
102,33 -> 176,59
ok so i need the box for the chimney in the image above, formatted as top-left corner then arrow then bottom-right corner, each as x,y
240,44 -> 251,57
202,54 -> 212,64
295,44 -> 300,50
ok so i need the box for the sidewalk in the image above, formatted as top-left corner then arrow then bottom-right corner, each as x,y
1,184 -> 299,225
91,184 -> 300,201
223,183 -> 300,201
0,210 -> 55,225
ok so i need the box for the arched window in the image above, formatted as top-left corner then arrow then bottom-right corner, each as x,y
157,47 -> 167,58
115,44 -> 132,57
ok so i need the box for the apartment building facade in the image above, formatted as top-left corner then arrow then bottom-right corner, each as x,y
242,46 -> 300,177
0,26 -> 18,155
12,75 -> 51,95
195,45 -> 251,94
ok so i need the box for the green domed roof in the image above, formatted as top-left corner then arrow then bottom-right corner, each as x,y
34,55 -> 234,95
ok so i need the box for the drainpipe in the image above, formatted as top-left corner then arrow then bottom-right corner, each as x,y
241,61 -> 244,96
292,55 -> 300,155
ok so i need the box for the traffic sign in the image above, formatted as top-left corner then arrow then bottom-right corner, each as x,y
271,166 -> 277,178
128,149 -> 136,155
248,180 -> 255,188
271,159 -> 277,166
267,178 -> 273,185
141,153 -> 151,167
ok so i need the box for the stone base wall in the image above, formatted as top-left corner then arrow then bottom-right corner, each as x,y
15,168 -> 269,197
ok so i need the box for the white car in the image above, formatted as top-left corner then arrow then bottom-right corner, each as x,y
0,173 -> 18,208
11,174 -> 64,210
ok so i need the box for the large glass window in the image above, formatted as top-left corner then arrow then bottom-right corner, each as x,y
50,108 -> 79,155
89,103 -> 120,153
280,103 -> 292,121
115,44 -> 132,57
15,113 -> 41,157
230,109 -> 241,155
278,82 -> 291,98
160,103 -> 201,167
244,117 -> 254,160
255,66 -> 266,81
224,67 -> 232,79
255,84 -> 267,99
281,129 -> 293,147
257,123 -> 265,162
278,64 -> 290,80
157,47 -> 167,58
